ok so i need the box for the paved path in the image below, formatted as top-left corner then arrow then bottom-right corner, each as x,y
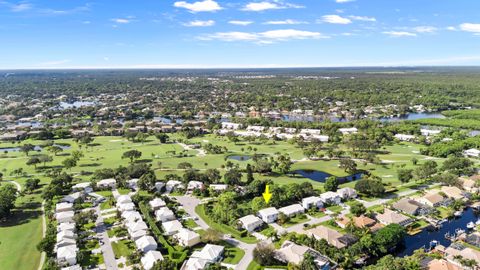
37,201 -> 46,270
174,196 -> 209,229
357,183 -> 440,208
0,180 -> 22,191
178,143 -> 206,157
95,206 -> 118,270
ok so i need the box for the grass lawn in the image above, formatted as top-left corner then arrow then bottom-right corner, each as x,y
326,205 -> 343,213
111,239 -> 135,259
283,215 -> 309,228
259,225 -> 276,237
0,191 -> 43,270
246,261 -> 288,270
195,204 -> 258,244
222,245 -> 245,264
182,218 -> 199,229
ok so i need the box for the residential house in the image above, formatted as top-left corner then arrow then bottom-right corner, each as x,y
118,202 -> 136,212
278,204 -> 305,218
461,177 -> 478,193
155,182 -> 166,192
96,178 -> 116,189
71,182 -> 92,193
464,149 -> 480,158
392,198 -> 421,216
210,184 -> 228,191
221,122 -> 241,130
187,181 -> 204,191
61,192 -> 82,204
122,211 -> 142,223
353,215 -> 381,232
56,211 -> 75,223
416,192 -> 448,207
57,245 -> 77,266
174,228 -> 201,247
338,127 -> 358,135
149,198 -> 166,211
337,187 -> 357,200
130,230 -> 149,241
258,207 -> 279,223
135,235 -> 158,253
276,241 -> 332,270
127,178 -> 139,190
376,209 -> 414,227
427,259 -> 461,270
155,207 -> 176,223
306,226 -> 351,249
395,134 -> 415,141
238,215 -> 264,232
191,244 -> 224,262
302,196 -> 324,210
441,186 -> 465,200
57,223 -> 76,233
162,220 -> 183,235
320,192 -> 341,205
166,180 -> 183,193
421,129 -> 441,136
126,221 -> 149,235
60,265 -> 82,270
445,246 -> 480,267
141,250 -> 164,270
56,202 -> 74,213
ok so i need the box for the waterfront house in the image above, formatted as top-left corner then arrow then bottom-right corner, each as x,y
428,259 -> 461,270
278,204 -> 305,218
275,241 -> 332,270
392,198 -> 421,216
238,215 -> 264,232
376,209 -> 414,227
302,196 -> 324,210
174,228 -> 201,247
141,250 -> 164,270
441,186 -> 465,200
461,177 -> 478,193
416,192 -> 448,207
258,207 -> 279,223
445,246 -> 480,267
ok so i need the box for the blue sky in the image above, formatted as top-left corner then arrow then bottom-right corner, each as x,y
1,0 -> 480,69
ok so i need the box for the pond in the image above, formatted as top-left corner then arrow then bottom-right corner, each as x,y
227,155 -> 251,161
379,112 -> 446,122
396,207 -> 479,257
293,169 -> 363,183
0,144 -> 71,153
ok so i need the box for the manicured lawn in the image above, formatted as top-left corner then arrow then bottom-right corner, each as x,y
326,205 -> 343,213
195,204 -> 258,244
111,239 -> 135,259
222,245 -> 245,264
182,218 -> 199,229
283,214 -> 309,228
0,191 -> 43,270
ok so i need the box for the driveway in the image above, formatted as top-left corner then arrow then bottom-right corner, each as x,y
95,206 -> 118,270
174,196 -> 209,229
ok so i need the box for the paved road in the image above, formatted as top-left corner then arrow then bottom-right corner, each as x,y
174,195 -> 256,270
0,180 -> 22,191
95,206 -> 118,270
357,183 -> 440,208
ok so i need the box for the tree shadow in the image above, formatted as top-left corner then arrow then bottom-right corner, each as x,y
0,199 -> 42,228
79,163 -> 101,167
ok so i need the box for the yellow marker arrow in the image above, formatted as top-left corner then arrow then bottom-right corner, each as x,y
262,185 -> 272,204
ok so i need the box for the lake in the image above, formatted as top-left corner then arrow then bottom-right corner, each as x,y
379,112 -> 446,122
227,155 -> 251,161
59,101 -> 96,109
0,144 -> 71,153
396,207 -> 479,257
293,169 -> 363,183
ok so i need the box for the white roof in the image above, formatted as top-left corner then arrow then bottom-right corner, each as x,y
57,245 -> 77,260
162,220 -> 183,234
302,196 -> 322,204
188,181 -> 204,189
56,211 -> 75,221
321,191 -> 340,199
72,182 -> 90,189
126,220 -> 149,233
191,244 -> 224,261
57,222 -> 76,232
117,195 -> 132,204
278,204 -> 304,215
97,178 -> 116,185
118,202 -> 136,212
258,207 -> 279,217
210,184 -> 228,191
61,265 -> 82,270
175,228 -> 200,242
182,258 -> 210,270
155,207 -> 175,220
239,215 -> 263,226
141,250 -> 164,270
56,202 -> 73,211
131,229 -> 148,239
135,235 -> 157,251
149,198 -> 166,209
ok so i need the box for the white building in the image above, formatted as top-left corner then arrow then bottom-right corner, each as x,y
71,182 -> 92,193
338,127 -> 358,135
56,211 -> 75,223
57,245 -> 77,266
258,207 -> 279,223
149,198 -> 166,211
122,211 -> 143,223
337,187 -> 357,199
278,204 -> 305,218
56,202 -> 74,213
300,129 -> 321,135
155,182 -> 166,192
247,125 -> 265,132
465,149 -> 480,158
166,180 -> 183,193
155,207 -> 176,223
118,202 -> 136,212
61,192 -> 82,204
421,129 -> 441,136
116,195 -> 132,205
162,220 -> 183,235
238,215 -> 264,232
127,178 -> 139,190
96,178 -> 116,189
302,196 -> 324,210
210,184 -> 228,191
126,220 -> 149,235
187,181 -> 204,191
394,134 -> 416,142
174,228 -> 201,247
320,192 -> 342,205
141,250 -> 164,270
135,235 -> 158,253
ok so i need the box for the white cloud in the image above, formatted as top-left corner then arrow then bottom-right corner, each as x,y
174,0 -> 222,12
38,59 -> 71,66
349,15 -> 376,22
264,19 -> 307,25
183,20 -> 215,27
446,26 -> 457,31
228,20 -> 254,26
321,15 -> 351,24
11,3 -> 32,12
336,0 -> 355,3
200,29 -> 327,43
413,26 -> 437,33
383,31 -> 417,37
111,18 -> 131,24
242,1 -> 303,12
459,23 -> 480,33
